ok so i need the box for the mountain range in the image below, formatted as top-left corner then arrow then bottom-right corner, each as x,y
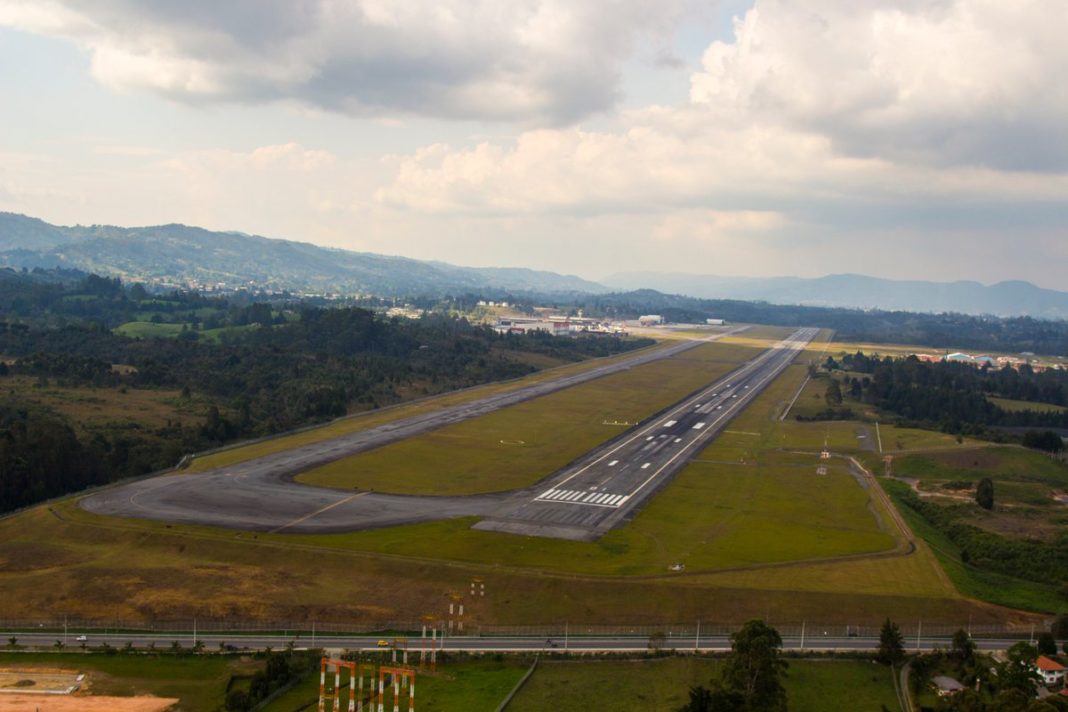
0,212 -> 603,296
602,272 -> 1068,320
1,212 -> 1066,318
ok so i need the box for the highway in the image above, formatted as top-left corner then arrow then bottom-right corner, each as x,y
475,328 -> 817,540
78,325 -> 814,541
0,629 -> 1036,655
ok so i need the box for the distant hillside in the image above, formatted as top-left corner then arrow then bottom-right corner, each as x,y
604,272 -> 1068,319
0,213 -> 605,297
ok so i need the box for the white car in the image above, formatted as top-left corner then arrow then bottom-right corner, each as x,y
75,635 -> 87,642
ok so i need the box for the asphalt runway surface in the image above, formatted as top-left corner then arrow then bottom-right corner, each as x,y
474,328 -> 817,540
81,325 -> 813,540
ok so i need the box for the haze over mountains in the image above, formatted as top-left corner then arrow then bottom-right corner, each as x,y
2,212 -> 1066,318
604,272 -> 1068,320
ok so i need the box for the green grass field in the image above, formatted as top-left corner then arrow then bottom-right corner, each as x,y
297,341 -> 766,495
115,321 -> 187,338
187,339 -> 680,474
508,657 -> 898,712
884,479 -> 1064,613
115,320 -> 257,344
989,396 -> 1067,413
893,446 -> 1068,488
0,652 -> 257,710
0,326 -> 1023,626
263,657 -> 528,712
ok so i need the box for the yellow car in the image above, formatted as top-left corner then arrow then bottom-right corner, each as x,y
377,640 -> 390,647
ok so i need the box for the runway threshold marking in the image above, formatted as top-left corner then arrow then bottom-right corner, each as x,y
525,330 -> 814,510
269,491 -> 369,533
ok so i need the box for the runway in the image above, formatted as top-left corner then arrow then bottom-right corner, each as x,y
474,328 -> 816,540
80,326 -> 814,540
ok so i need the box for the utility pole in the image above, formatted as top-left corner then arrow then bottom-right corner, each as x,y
916,621 -> 921,652
564,623 -> 568,652
800,621 -> 806,652
695,621 -> 700,652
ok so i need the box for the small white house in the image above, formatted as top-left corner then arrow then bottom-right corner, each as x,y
1035,656 -> 1065,687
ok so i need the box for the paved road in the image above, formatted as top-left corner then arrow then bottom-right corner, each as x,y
475,328 -> 817,540
0,630 -> 1035,655
79,325 -> 814,541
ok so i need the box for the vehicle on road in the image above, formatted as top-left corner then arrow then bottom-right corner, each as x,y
75,635 -> 87,642
377,639 -> 390,647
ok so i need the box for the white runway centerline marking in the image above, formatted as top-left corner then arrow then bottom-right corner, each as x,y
693,422 -> 706,430
663,420 -> 677,427
641,462 -> 651,469
607,460 -> 618,467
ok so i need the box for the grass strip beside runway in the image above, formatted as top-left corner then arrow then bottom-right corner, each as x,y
297,340 -> 774,495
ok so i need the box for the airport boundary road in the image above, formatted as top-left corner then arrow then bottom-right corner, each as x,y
0,630 -> 1039,655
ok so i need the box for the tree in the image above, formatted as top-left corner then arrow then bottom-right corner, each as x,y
877,618 -> 905,666
1052,614 -> 1068,640
6,636 -> 15,648
825,379 -> 843,406
677,686 -> 712,712
719,620 -> 788,712
996,642 -> 1040,696
951,629 -> 976,665
976,477 -> 995,510
1037,632 -> 1057,656
1022,430 -> 1064,453
649,631 -> 667,652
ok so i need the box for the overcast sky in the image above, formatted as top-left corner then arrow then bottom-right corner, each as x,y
1,0 -> 1066,288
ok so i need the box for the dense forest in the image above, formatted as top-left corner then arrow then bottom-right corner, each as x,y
0,271 -> 650,513
823,352 -> 1068,438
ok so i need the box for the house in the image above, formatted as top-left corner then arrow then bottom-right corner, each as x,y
1035,656 -> 1065,687
932,676 -> 965,697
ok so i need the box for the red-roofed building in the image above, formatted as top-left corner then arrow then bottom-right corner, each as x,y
1035,656 -> 1065,686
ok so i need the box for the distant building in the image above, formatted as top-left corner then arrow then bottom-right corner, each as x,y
1035,656 -> 1066,687
638,315 -> 664,326
706,318 -> 726,326
931,676 -> 965,697
946,352 -> 976,363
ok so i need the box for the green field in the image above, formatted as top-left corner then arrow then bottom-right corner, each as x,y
298,340 -> 768,495
115,320 -> 257,343
884,479 -> 1064,613
0,327 -> 1017,626
263,657 -> 527,712
989,396 -> 1067,413
892,446 -> 1068,488
0,652 -> 258,710
186,339 -> 680,473
508,657 -> 898,712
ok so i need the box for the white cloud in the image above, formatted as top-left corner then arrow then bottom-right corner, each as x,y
377,0 -> 1068,217
0,0 -> 687,124
690,0 -> 1068,171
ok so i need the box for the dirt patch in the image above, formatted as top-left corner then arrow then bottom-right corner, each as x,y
0,669 -> 82,694
0,694 -> 176,711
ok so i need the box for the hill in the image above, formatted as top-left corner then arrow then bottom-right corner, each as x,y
0,213 -> 604,297
604,271 -> 1068,319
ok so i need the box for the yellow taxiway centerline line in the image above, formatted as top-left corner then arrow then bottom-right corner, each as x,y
270,491 -> 369,534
